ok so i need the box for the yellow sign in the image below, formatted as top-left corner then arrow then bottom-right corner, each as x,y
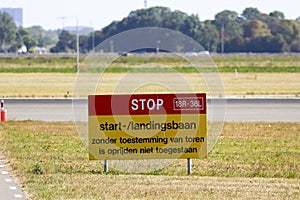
88,93 -> 207,160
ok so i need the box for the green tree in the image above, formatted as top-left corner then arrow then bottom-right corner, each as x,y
269,11 -> 285,20
242,7 -> 261,20
246,35 -> 286,53
25,26 -> 46,47
101,6 -> 202,44
243,20 -> 271,38
225,35 -> 246,52
269,20 -> 300,44
15,27 -> 37,52
22,35 -> 36,51
44,29 -> 59,46
242,8 -> 274,25
23,26 -> 58,47
79,35 -> 88,53
50,30 -> 75,53
197,22 -> 219,52
43,6 -> 300,53
214,10 -> 243,36
0,11 -> 17,50
265,35 -> 286,52
290,41 -> 300,52
87,30 -> 104,51
214,10 -> 243,52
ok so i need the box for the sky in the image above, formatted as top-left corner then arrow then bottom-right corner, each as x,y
0,0 -> 300,30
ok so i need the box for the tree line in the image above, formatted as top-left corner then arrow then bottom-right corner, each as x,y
0,11 -> 58,53
1,6 -> 300,53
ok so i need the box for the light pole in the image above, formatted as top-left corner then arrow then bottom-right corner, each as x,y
156,40 -> 160,54
15,31 -> 22,55
221,22 -> 224,54
59,16 -> 79,72
76,17 -> 79,73
59,16 -> 66,30
90,21 -> 95,53
110,40 -> 114,53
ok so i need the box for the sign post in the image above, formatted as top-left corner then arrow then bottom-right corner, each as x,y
187,158 -> 192,175
88,93 -> 207,172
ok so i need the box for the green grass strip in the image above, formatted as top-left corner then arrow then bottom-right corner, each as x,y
2,66 -> 299,73
0,67 -> 76,73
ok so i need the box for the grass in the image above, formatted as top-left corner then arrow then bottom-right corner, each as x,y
0,121 -> 299,199
0,55 -> 79,67
0,73 -> 299,97
1,54 -> 300,73
0,54 -> 299,97
0,67 -> 76,73
222,72 -> 300,95
0,73 -> 76,98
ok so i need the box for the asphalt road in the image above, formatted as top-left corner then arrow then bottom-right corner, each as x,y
2,98 -> 300,122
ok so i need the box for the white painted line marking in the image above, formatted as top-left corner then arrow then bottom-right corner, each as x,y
1,171 -> 8,175
9,186 -> 17,190
0,159 -> 5,162
5,178 -> 12,182
0,164 -> 4,168
14,194 -> 23,198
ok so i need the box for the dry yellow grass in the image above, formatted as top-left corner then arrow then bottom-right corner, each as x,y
222,72 -> 300,95
0,121 -> 299,199
0,73 -> 76,97
27,174 -> 299,199
0,73 -> 299,97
